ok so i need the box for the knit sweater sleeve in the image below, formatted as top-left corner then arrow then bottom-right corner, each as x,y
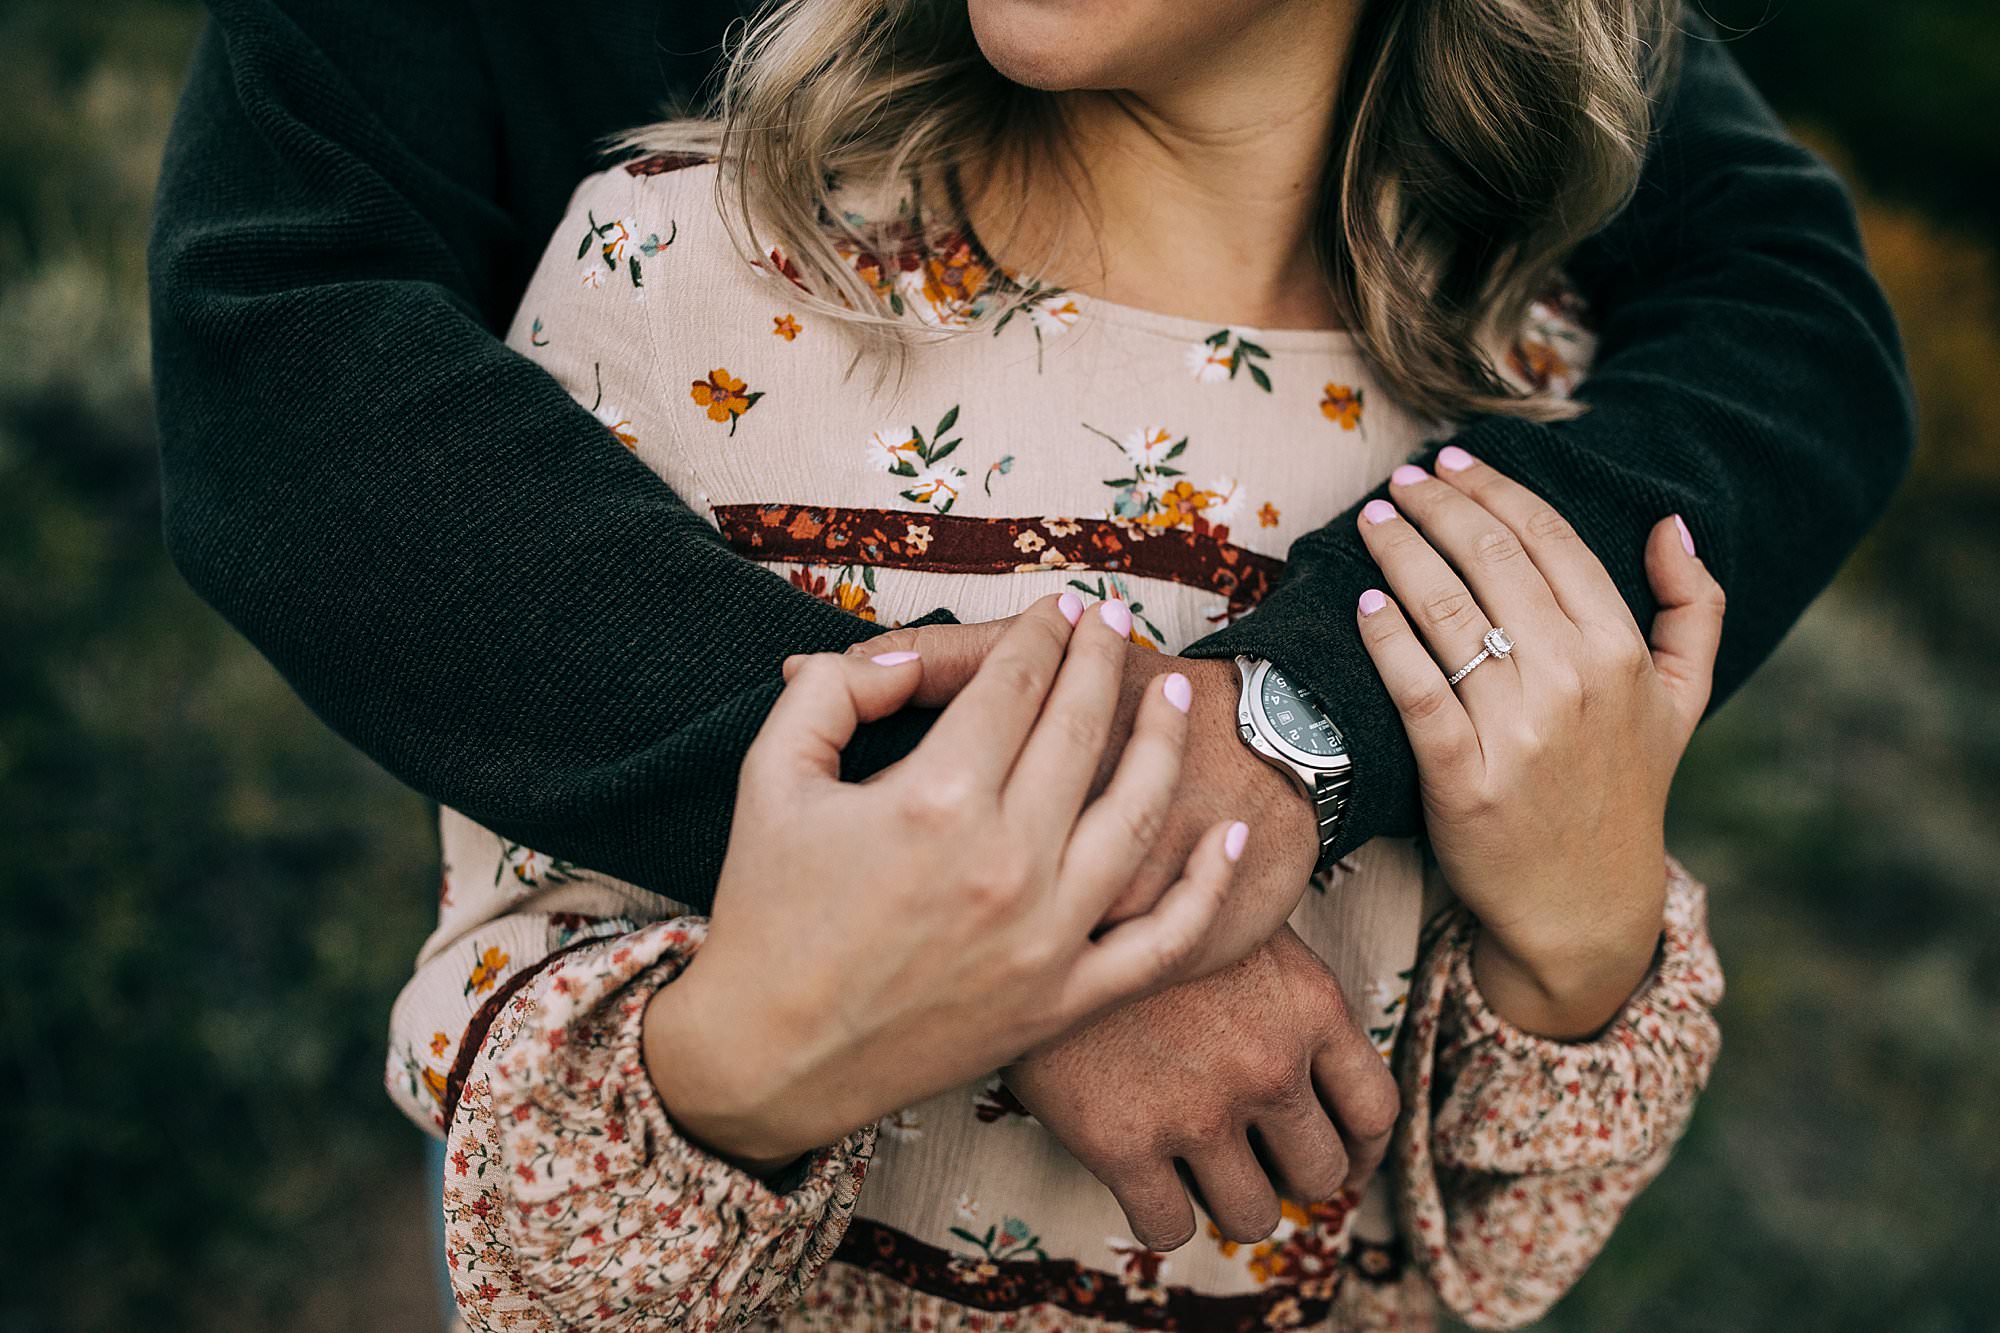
1391,860 -> 1724,1329
1188,20 -> 1914,857
146,1 -> 942,908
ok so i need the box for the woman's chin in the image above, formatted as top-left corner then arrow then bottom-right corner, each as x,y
967,0 -> 1148,92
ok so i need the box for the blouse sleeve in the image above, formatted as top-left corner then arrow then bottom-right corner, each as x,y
1392,859 -> 1723,1329
442,916 -> 876,1331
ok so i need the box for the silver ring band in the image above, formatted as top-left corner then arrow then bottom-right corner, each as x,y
1447,627 -> 1515,687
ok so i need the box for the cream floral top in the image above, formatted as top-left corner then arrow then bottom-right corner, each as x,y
385,156 -> 1723,1332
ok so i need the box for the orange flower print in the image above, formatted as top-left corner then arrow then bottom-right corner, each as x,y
1321,383 -> 1365,430
421,1065 -> 449,1108
1088,423 -> 1238,535
464,944 -> 510,997
429,1031 -> 451,1058
1208,1196 -> 1356,1298
1258,502 -> 1281,528
772,313 -> 801,341
790,566 -> 879,622
690,367 -> 764,435
915,234 -> 991,328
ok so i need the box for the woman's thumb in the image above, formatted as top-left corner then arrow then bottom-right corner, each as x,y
755,652 -> 925,785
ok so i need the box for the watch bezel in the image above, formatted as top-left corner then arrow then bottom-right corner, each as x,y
1241,658 -> 1352,774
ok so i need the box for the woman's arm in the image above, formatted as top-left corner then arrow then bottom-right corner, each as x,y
403,596 -> 1258,1325
1189,19 -> 1913,861
1348,457 -> 1732,1323
1390,862 -> 1723,1329
441,916 -> 875,1331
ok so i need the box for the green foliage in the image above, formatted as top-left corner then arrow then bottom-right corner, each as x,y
1,3 -> 1995,1331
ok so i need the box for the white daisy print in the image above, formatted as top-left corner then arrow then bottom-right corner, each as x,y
1185,339 -> 1233,383
880,1109 -> 924,1141
864,428 -> 921,473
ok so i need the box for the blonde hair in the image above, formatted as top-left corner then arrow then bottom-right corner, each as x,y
631,0 -> 1680,423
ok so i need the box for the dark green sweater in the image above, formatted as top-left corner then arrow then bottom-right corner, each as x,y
149,2 -> 1912,910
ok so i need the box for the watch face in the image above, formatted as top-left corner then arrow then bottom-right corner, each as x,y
1256,665 -> 1346,764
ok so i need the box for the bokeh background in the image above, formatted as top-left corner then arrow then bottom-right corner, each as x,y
3,2 -> 1995,1329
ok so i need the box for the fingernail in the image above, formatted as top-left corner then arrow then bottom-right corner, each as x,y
1390,464 -> 1428,487
1437,445 -> 1475,472
1057,590 -> 1084,625
1673,514 -> 1695,557
870,650 -> 920,666
1162,672 -> 1193,714
1361,499 -> 1397,526
1224,821 -> 1250,863
1358,589 -> 1387,616
1098,599 -> 1133,636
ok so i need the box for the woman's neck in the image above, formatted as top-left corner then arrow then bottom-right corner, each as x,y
969,8 -> 1359,331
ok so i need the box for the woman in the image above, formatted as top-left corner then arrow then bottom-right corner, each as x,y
388,0 -> 1725,1326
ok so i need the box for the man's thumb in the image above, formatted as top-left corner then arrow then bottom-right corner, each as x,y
834,617 -> 1014,707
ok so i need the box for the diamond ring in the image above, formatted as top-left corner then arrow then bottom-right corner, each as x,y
1446,627 -> 1515,687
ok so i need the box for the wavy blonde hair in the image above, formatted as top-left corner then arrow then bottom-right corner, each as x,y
631,0 -> 1680,423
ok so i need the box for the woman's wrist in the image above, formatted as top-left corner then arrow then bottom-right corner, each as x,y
640,952 -> 824,1176
1470,869 -> 1668,1040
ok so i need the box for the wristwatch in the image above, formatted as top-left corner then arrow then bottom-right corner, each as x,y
1233,655 -> 1352,874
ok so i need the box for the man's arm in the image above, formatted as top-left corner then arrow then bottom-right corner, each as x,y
1188,24 -> 1915,857
150,2 -> 937,907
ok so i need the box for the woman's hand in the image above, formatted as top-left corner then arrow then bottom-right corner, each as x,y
642,593 -> 1246,1170
1354,447 -> 1725,1039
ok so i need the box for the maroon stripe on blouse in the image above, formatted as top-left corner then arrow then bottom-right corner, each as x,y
711,504 -> 1282,610
829,1215 -> 1356,1330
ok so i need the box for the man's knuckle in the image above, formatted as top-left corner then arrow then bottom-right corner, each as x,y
1295,1152 -> 1348,1203
1353,1076 -> 1402,1141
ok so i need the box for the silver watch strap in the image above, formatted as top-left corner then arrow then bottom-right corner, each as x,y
1309,768 -> 1351,873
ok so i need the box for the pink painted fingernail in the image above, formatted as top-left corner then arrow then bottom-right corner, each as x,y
1224,821 -> 1250,863
1359,589 -> 1387,616
1437,445 -> 1475,472
1391,464 -> 1428,487
870,650 -> 920,666
1163,672 -> 1193,714
1098,599 -> 1133,636
1361,499 -> 1397,526
1673,514 -> 1696,557
1057,590 -> 1084,625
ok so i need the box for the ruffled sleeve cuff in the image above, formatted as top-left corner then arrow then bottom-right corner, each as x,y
442,917 -> 875,1331
1394,859 -> 1723,1328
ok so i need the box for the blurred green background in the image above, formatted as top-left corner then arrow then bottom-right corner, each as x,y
1,2 -> 1995,1329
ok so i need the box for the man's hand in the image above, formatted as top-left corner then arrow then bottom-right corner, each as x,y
1004,926 -> 1400,1250
843,613 -> 1319,975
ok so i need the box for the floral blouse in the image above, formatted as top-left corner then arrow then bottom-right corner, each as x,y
384,157 -> 1722,1332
